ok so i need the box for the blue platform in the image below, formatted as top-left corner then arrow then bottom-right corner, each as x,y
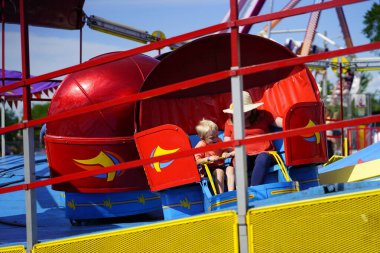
2,149 -> 380,247
0,154 -> 163,246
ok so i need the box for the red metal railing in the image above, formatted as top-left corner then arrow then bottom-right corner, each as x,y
0,0 -> 378,195
2,2 -> 380,250
347,127 -> 380,155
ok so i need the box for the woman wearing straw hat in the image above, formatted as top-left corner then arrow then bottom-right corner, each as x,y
223,91 -> 283,186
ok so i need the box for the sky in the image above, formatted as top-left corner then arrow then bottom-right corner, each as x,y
1,0 -> 379,97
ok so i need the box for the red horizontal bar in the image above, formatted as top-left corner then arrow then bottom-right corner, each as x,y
0,0 -> 364,95
27,70 -> 231,127
1,41 -> 379,136
0,70 -> 231,135
238,41 -> 380,76
23,42 -> 380,127
0,22 -> 229,95
237,0 -> 366,27
1,114 -> 380,195
0,122 -> 26,135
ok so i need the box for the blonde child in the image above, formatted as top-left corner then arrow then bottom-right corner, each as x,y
194,119 -> 235,193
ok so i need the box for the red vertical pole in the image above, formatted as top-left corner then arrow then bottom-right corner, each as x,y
339,62 -> 344,155
356,128 -> 359,151
1,0 -> 5,87
79,27 -> 83,64
230,0 -> 240,67
347,129 -> 351,155
19,0 -> 31,120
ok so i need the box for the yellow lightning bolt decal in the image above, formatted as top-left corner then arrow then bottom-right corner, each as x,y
180,197 -> 191,209
67,199 -> 76,210
138,195 -> 146,205
152,146 -> 180,172
74,151 -> 116,181
103,198 -> 112,208
300,120 -> 321,144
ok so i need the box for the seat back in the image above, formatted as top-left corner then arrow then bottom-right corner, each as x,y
284,101 -> 327,165
271,126 -> 285,161
134,124 -> 200,191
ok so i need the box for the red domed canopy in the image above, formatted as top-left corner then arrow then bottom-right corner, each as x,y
138,34 -> 320,134
48,53 -> 159,137
45,53 -> 158,193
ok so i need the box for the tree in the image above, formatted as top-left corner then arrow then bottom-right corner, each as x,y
1,108 -> 22,154
318,79 -> 334,96
362,3 -> 380,42
359,72 -> 372,93
32,103 -> 49,120
371,92 -> 380,115
31,103 -> 50,151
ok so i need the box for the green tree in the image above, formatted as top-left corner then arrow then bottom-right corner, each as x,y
362,3 -> 380,42
371,92 -> 380,114
31,103 -> 50,120
1,108 -> 22,154
31,103 -> 50,151
358,72 -> 372,93
318,79 -> 334,96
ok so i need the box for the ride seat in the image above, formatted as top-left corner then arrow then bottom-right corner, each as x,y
134,124 -> 201,192
190,128 -> 291,186
266,126 -> 291,183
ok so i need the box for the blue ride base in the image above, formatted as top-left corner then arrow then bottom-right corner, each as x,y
65,190 -> 162,225
159,184 -> 204,220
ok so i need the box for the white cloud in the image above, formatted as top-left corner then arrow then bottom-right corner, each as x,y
2,31 -> 125,76
365,72 -> 380,93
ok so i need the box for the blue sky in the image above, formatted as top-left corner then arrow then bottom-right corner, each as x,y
1,0 -> 379,92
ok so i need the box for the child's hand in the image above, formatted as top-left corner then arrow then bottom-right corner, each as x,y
222,152 -> 230,158
207,155 -> 220,163
222,151 -> 235,158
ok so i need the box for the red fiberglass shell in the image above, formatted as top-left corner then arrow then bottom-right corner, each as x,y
135,124 -> 200,191
138,34 -> 327,165
139,33 -> 320,134
48,53 -> 158,137
46,53 -> 159,193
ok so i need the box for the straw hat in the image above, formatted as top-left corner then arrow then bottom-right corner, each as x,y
223,91 -> 264,114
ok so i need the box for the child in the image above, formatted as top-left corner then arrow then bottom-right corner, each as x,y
194,119 -> 235,193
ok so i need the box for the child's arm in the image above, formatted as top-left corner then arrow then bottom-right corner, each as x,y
221,136 -> 234,155
194,141 -> 209,165
194,141 -> 220,164
222,150 -> 235,158
195,156 -> 209,165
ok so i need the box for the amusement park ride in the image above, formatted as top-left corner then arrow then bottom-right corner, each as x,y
1,0 -> 380,253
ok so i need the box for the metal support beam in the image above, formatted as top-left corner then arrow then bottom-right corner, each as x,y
231,72 -> 249,253
260,0 -> 301,37
19,0 -> 37,251
300,0 -> 323,56
336,6 -> 353,48
339,62 -> 345,156
1,0 -> 6,157
230,0 -> 248,252
240,0 -> 266,34
266,0 -> 274,38
1,100 -> 5,156
23,126 -> 36,252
